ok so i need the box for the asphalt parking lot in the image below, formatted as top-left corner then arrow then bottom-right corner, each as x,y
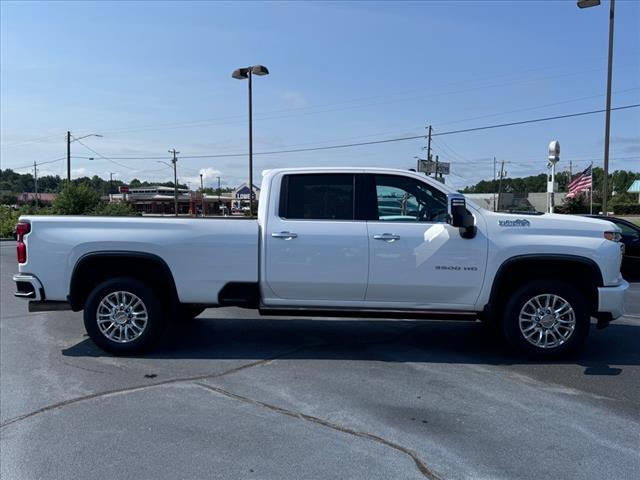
1,241 -> 639,480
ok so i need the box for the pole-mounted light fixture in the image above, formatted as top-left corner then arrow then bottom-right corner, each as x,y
232,64 -> 269,217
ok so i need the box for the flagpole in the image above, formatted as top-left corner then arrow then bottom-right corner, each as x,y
590,161 -> 593,214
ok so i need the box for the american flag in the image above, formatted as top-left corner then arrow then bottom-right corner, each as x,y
566,165 -> 592,198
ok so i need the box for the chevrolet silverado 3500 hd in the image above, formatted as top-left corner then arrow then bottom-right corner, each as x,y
13,168 -> 628,357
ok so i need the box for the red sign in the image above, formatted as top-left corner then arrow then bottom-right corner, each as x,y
119,185 -> 130,193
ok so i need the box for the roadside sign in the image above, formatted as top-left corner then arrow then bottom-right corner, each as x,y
418,160 -> 450,175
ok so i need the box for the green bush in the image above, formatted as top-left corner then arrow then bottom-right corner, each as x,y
0,205 -> 53,238
0,205 -> 20,238
93,202 -> 134,216
555,196 -> 601,214
612,203 -> 640,215
52,183 -> 100,215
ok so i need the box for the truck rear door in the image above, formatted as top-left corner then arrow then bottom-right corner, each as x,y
262,173 -> 368,303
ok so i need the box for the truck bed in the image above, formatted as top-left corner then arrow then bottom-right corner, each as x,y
18,215 -> 259,304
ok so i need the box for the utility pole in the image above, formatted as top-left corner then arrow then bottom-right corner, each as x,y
569,159 -> 573,178
168,149 -> 179,216
66,131 -> 71,183
200,173 -> 205,217
109,173 -> 114,197
427,125 -> 437,172
497,160 -> 506,212
493,157 -> 497,212
434,155 -> 439,182
33,161 -> 38,210
217,176 -> 221,214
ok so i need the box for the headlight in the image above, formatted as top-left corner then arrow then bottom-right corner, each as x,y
604,231 -> 622,242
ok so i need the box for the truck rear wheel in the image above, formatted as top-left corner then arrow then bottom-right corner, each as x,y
501,280 -> 590,358
84,277 -> 167,355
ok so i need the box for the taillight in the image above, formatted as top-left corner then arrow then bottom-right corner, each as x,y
16,222 -> 30,264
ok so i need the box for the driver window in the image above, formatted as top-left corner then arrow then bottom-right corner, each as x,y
374,174 -> 448,223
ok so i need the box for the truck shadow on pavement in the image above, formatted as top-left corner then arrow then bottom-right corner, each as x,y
62,315 -> 640,375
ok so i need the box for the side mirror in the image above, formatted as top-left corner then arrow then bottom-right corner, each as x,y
447,193 -> 476,239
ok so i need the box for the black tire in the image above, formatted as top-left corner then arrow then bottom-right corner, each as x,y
179,305 -> 206,321
84,277 -> 167,355
501,280 -> 590,358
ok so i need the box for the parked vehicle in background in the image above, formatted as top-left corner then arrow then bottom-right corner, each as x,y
13,167 -> 628,358
584,215 -> 640,282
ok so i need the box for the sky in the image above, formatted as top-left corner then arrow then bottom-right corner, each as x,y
1,0 -> 639,190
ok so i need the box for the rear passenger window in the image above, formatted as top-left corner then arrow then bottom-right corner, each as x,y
280,174 -> 354,220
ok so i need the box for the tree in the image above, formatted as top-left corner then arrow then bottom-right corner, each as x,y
52,183 -> 101,215
93,202 -> 133,216
0,193 -> 18,205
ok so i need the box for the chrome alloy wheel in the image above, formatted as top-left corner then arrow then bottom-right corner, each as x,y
96,291 -> 148,343
518,294 -> 576,349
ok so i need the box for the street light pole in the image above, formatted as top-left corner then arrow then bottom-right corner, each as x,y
232,64 -> 269,217
577,0 -> 615,215
66,132 -> 103,183
602,0 -> 615,215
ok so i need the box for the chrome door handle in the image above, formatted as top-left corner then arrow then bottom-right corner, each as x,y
271,231 -> 298,239
373,233 -> 401,242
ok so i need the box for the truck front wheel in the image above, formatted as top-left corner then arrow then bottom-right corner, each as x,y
501,280 -> 590,358
84,277 -> 167,355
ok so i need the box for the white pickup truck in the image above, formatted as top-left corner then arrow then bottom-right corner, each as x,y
14,167 -> 628,357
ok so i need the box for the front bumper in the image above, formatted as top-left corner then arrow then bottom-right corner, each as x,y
597,280 -> 629,320
13,273 -> 44,301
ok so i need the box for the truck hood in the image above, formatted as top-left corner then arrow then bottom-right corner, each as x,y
480,211 -> 619,237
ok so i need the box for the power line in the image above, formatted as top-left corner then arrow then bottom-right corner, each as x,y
8,157 -> 66,171
73,139 -> 146,171
431,104 -> 639,137
73,103 -> 639,161
5,104 -> 638,172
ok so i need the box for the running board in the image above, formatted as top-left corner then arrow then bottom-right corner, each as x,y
259,307 -> 479,321
29,301 -> 72,312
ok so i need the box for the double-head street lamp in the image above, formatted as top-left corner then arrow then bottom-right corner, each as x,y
577,0 -> 615,214
67,132 -> 102,182
232,64 -> 269,217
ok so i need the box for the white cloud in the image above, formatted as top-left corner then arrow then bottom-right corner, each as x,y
199,167 -> 222,178
177,167 -> 223,189
281,91 -> 308,109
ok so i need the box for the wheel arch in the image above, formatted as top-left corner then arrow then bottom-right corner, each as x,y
485,254 -> 603,321
68,251 -> 179,311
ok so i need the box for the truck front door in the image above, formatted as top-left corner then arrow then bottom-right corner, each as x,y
364,174 -> 487,309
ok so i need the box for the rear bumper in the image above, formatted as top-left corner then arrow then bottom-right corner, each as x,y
13,273 -> 44,301
597,280 -> 629,320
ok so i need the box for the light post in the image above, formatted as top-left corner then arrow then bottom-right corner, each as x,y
67,132 -> 102,182
232,64 -> 269,217
577,0 -> 615,214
